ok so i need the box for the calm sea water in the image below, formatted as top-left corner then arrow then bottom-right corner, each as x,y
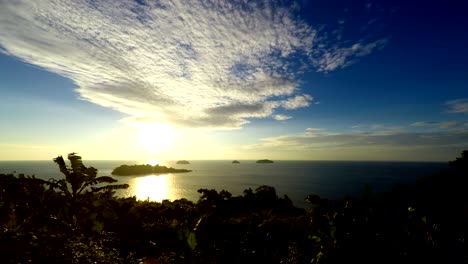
0,160 -> 447,208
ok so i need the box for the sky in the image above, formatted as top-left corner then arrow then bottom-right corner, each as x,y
0,0 -> 467,161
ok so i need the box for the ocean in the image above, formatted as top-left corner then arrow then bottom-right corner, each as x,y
0,160 -> 447,208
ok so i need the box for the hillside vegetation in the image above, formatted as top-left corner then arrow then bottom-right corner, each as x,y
0,152 -> 466,263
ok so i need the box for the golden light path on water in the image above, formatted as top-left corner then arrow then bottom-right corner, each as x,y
120,160 -> 179,202
127,174 -> 175,202
109,158 -> 200,202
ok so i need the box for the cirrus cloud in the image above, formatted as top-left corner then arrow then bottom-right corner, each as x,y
245,127 -> 468,153
446,99 -> 468,114
0,0 -> 386,129
411,121 -> 468,129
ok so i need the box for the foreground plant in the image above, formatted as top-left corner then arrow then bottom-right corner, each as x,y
52,152 -> 128,199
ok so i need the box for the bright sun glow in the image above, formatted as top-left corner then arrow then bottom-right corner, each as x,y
145,159 -> 163,166
137,123 -> 178,154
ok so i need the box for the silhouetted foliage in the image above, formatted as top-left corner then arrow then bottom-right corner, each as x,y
52,153 -> 129,199
256,159 -> 274,163
111,164 -> 191,176
0,151 -> 467,263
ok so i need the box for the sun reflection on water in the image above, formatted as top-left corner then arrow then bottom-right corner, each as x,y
132,174 -> 175,202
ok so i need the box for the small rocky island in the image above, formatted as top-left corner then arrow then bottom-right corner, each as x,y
256,159 -> 274,163
176,160 -> 190,164
232,160 -> 240,164
111,164 -> 191,176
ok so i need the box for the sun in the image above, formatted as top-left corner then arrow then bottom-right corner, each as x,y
137,123 -> 178,154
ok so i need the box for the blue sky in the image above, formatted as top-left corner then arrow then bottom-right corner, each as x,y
0,0 -> 467,161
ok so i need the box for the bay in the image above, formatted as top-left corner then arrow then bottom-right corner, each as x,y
0,160 -> 447,208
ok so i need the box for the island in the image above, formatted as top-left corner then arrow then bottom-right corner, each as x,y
232,160 -> 240,164
111,164 -> 191,176
176,160 -> 190,164
256,159 -> 274,163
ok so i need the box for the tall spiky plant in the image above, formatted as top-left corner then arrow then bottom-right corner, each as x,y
53,152 -> 128,199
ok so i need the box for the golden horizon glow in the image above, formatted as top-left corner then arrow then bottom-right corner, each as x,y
144,159 -> 165,166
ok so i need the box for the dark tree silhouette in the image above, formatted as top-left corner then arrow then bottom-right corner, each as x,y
52,152 -> 128,199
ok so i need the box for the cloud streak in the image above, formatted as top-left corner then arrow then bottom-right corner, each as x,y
446,99 -> 468,114
314,39 -> 388,72
246,127 -> 468,150
411,121 -> 468,129
0,0 -> 386,129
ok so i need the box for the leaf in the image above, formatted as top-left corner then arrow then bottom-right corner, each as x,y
92,221 -> 104,233
91,184 -> 129,193
330,225 -> 336,240
310,235 -> 321,243
187,232 -> 197,250
311,251 -> 324,264
68,153 -> 84,176
53,156 -> 70,178
85,176 -> 118,186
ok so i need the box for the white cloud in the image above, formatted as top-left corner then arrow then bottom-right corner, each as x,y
280,94 -> 313,110
273,114 -> 292,121
446,99 -> 468,114
0,0 -> 386,129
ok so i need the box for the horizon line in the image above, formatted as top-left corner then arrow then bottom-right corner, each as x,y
0,159 -> 449,163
